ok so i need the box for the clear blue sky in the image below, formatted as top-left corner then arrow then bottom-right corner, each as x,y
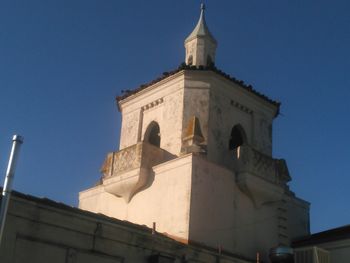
1,0 -> 349,234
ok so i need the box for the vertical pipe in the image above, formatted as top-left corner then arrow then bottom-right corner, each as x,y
0,135 -> 24,247
152,222 -> 156,235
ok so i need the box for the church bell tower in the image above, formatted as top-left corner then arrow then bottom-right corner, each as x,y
79,5 -> 310,261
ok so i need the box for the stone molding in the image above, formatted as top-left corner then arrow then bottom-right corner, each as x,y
100,142 -> 175,202
141,98 -> 164,111
233,145 -> 291,185
230,99 -> 253,115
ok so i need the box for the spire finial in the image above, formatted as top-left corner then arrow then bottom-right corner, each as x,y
184,2 -> 217,66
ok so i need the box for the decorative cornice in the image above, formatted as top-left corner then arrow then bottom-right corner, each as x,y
230,99 -> 253,115
141,98 -> 164,111
116,63 -> 280,116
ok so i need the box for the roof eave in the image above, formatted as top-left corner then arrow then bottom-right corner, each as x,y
116,64 -> 280,114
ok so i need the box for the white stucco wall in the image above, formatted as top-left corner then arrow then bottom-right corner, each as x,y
119,73 -> 185,155
0,193 -> 251,263
80,69 -> 308,262
80,152 -> 309,262
206,72 -> 277,166
188,155 -> 286,261
286,195 -> 310,240
182,74 -> 210,143
185,38 -> 216,67
119,70 -> 278,160
80,155 -> 193,241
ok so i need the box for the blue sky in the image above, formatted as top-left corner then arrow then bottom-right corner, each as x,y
1,0 -> 349,234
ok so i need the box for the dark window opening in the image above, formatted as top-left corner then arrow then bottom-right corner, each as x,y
229,125 -> 246,150
144,121 -> 161,147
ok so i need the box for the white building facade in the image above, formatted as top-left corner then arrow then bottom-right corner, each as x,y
79,5 -> 310,262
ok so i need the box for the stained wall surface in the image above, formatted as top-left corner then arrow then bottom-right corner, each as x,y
80,153 -> 310,262
0,192 -> 252,263
80,69 -> 310,262
80,155 -> 194,241
188,155 -> 309,261
119,73 -> 185,155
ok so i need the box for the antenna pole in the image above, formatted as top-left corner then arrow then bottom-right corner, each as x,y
0,135 -> 24,247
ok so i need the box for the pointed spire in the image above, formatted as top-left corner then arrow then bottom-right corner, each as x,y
181,116 -> 206,154
185,4 -> 217,44
184,4 -> 217,66
184,116 -> 205,142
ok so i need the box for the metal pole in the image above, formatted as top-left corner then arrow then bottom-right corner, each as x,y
0,135 -> 24,247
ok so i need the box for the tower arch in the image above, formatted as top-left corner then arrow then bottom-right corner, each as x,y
229,124 -> 247,150
144,121 -> 161,147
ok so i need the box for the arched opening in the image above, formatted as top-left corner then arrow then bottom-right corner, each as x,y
187,55 -> 193,65
229,124 -> 246,150
144,121 -> 161,147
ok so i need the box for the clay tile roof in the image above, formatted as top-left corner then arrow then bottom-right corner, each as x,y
116,63 -> 281,116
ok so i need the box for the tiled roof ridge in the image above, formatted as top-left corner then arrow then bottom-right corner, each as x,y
116,63 -> 281,115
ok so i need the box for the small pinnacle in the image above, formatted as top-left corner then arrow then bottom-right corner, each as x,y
201,3 -> 205,11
